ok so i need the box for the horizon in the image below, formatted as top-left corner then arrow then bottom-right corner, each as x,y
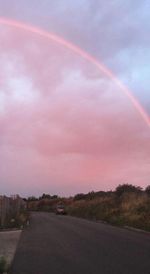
1,183 -> 149,199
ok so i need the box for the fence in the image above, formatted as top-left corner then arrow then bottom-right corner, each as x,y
0,195 -> 26,227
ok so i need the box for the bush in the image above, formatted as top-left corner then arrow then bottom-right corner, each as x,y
0,256 -> 7,274
74,193 -> 86,201
67,188 -> 150,231
145,185 -> 150,195
115,184 -> 142,197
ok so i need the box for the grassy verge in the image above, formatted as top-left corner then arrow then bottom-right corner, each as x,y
26,184 -> 150,232
67,193 -> 150,231
0,256 -> 8,274
0,210 -> 30,230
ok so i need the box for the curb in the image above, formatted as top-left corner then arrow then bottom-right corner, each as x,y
68,215 -> 150,235
124,226 -> 150,235
0,229 -> 22,233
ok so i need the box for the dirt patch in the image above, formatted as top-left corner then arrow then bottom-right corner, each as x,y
0,230 -> 22,267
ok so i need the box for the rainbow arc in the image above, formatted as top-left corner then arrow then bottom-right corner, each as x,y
0,17 -> 149,128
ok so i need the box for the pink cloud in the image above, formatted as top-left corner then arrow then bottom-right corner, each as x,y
0,25 -> 150,196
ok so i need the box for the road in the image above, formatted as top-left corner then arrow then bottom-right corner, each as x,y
10,212 -> 150,274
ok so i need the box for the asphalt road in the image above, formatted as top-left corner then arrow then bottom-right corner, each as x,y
10,212 -> 150,274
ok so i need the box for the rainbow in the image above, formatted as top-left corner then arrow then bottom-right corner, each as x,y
0,17 -> 149,128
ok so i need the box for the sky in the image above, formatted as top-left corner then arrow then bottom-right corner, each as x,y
0,0 -> 150,197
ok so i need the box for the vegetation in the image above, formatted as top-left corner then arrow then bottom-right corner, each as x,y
9,210 -> 30,229
145,185 -> 150,196
115,184 -> 142,197
0,210 -> 29,230
27,184 -> 150,231
67,185 -> 150,231
0,256 -> 8,274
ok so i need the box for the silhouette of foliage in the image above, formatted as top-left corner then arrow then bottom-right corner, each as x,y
145,185 -> 150,195
115,184 -> 142,197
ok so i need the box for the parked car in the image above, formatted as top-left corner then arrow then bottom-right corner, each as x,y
55,204 -> 66,215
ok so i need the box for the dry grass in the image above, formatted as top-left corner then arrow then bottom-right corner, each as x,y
27,187 -> 150,231
67,193 -> 150,231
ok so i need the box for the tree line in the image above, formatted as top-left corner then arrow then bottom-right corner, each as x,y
25,184 -> 150,202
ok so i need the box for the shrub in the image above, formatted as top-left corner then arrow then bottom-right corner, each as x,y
0,256 -> 7,274
73,193 -> 85,201
115,184 -> 142,197
145,185 -> 150,195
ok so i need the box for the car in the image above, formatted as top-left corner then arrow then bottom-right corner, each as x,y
55,204 -> 66,215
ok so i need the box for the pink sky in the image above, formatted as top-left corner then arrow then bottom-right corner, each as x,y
0,24 -> 150,196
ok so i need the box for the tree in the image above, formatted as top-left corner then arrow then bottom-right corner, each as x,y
38,194 -> 58,200
74,193 -> 85,201
39,193 -> 50,200
51,195 -> 58,199
145,185 -> 150,195
27,196 -> 38,201
115,184 -> 142,197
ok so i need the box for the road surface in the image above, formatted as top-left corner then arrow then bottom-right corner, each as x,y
10,212 -> 150,274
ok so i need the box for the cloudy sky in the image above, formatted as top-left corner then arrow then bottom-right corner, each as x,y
0,0 -> 150,196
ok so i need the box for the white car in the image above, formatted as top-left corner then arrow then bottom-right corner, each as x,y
55,204 -> 66,215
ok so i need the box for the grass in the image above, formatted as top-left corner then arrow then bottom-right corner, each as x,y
0,256 -> 8,274
0,210 -> 29,230
67,193 -> 150,231
27,184 -> 150,232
